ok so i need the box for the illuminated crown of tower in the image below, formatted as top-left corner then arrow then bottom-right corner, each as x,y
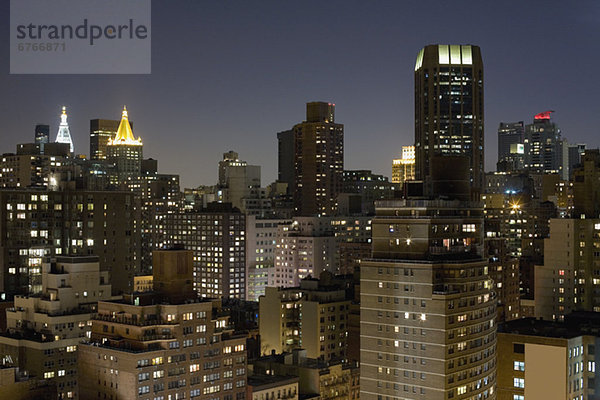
109,106 -> 142,146
55,106 -> 74,153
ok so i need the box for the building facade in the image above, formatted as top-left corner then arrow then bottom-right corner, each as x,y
414,45 -> 484,195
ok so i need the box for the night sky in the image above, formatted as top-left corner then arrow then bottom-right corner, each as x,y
1,1 -> 599,188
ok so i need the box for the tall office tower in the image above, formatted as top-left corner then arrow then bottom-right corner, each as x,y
292,102 -> 344,216
392,145 -> 416,184
259,273 -> 351,362
54,106 -> 74,153
360,157 -> 497,400
35,124 -> 50,145
277,129 -> 295,190
414,45 -> 484,196
107,106 -> 143,185
535,218 -> 600,321
0,189 -> 138,296
246,215 -> 291,302
217,151 -> 261,210
90,119 -> 119,160
78,249 -> 248,400
523,111 -> 563,175
166,202 -> 246,299
0,256 -> 112,400
497,121 -> 523,164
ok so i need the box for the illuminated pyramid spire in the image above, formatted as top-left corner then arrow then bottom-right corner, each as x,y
55,106 -> 74,153
109,106 -> 142,146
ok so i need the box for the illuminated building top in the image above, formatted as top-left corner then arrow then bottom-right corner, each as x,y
109,106 -> 142,146
55,106 -> 74,153
415,44 -> 474,71
534,110 -> 554,120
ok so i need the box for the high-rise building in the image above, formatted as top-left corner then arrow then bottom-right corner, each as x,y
568,143 -> 586,178
35,124 -> 50,145
54,106 -> 74,153
523,111 -> 563,176
90,119 -> 121,160
246,215 -> 291,302
414,45 -> 484,195
259,273 -> 351,362
0,189 -> 138,296
497,122 -> 524,164
392,145 -> 415,185
0,256 -> 112,399
166,202 -> 246,299
217,151 -> 262,211
78,248 -> 248,400
0,142 -> 71,188
360,157 -> 497,400
535,218 -> 600,321
271,218 -> 337,288
106,106 -> 143,186
572,149 -> 600,218
277,129 -> 295,190
292,102 -> 344,216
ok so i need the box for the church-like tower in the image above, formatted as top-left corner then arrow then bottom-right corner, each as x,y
55,106 -> 74,153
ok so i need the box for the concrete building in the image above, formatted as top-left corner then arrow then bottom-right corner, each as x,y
0,142 -> 71,189
0,256 -> 112,399
497,314 -> 600,400
259,273 -> 351,362
292,102 -> 344,217
218,151 -> 262,212
253,349 -> 360,400
573,149 -> 600,219
247,374 -> 299,400
392,145 -> 416,185
0,365 -> 56,400
0,188 -> 139,296
271,219 -> 336,288
246,216 -> 291,302
166,202 -> 246,299
414,45 -> 484,196
78,248 -> 249,400
535,218 -> 600,321
360,157 -> 497,400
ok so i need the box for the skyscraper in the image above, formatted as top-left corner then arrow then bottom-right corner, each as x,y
360,157 -> 497,400
292,102 -> 344,216
523,111 -> 563,175
414,45 -> 484,195
54,106 -> 74,153
90,119 -> 119,160
107,106 -> 143,185
497,122 -> 523,163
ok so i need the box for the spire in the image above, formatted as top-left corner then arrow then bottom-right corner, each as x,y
109,105 -> 142,146
55,106 -> 74,153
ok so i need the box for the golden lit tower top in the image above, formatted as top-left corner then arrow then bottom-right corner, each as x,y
108,106 -> 142,146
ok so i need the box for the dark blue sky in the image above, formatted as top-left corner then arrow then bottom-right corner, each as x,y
1,1 -> 599,188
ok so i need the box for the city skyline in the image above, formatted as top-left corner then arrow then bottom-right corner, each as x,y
1,1 -> 599,188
